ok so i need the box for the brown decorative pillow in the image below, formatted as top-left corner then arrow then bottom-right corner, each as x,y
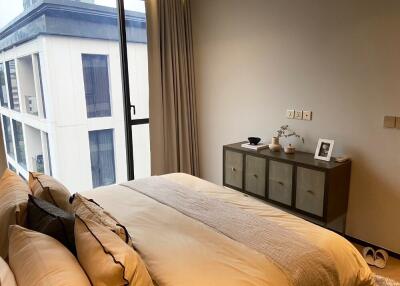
0,256 -> 17,286
27,195 -> 76,255
70,193 -> 132,246
75,216 -> 153,286
0,169 -> 30,258
8,225 -> 91,286
29,172 -> 71,212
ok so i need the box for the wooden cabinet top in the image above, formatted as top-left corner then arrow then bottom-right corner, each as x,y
224,142 -> 350,170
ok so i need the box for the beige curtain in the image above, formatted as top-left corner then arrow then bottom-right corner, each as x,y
146,0 -> 199,176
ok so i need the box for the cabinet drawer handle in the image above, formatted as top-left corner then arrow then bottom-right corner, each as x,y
253,174 -> 258,179
278,181 -> 284,186
307,190 -> 315,195
231,167 -> 236,172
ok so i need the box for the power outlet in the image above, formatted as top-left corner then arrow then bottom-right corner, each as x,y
303,111 -> 312,121
286,110 -> 295,119
294,110 -> 303,120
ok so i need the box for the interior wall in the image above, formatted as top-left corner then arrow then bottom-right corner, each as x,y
191,0 -> 400,253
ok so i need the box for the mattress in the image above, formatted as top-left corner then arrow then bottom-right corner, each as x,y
85,173 -> 374,286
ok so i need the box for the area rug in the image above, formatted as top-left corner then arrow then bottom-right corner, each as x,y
376,275 -> 400,286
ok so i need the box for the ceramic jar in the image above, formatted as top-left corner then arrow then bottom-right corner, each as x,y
269,137 -> 282,152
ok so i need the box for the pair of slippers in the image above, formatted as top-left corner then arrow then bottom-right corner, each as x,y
362,247 -> 389,269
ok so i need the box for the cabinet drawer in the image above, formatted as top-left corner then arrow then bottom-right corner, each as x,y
224,150 -> 243,189
268,160 -> 293,206
245,155 -> 266,197
295,167 -> 325,217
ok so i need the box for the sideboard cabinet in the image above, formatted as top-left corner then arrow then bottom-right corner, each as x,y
223,142 -> 351,233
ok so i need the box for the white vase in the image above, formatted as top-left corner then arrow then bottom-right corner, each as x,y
269,137 -> 281,152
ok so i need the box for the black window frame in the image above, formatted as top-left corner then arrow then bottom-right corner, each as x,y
116,0 -> 149,181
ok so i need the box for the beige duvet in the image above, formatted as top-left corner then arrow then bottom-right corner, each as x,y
86,173 -> 374,286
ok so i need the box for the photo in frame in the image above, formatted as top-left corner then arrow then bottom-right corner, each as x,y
314,139 -> 334,161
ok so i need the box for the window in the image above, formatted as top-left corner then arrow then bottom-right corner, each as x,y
35,54 -> 46,118
17,55 -> 38,115
8,163 -> 17,173
89,129 -> 116,188
2,115 -> 15,158
43,132 -> 52,176
12,120 -> 26,168
82,55 -> 111,118
8,163 -> 16,172
0,63 -> 8,107
19,173 -> 27,182
6,60 -> 20,111
0,0 -> 150,192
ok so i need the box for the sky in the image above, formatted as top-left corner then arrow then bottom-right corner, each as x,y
0,0 -> 145,30
0,1 -> 23,29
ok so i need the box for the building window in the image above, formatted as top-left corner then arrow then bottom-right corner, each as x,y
44,132 -> 52,176
17,55 -> 38,115
8,163 -> 16,172
5,60 -> 20,111
2,115 -> 15,158
12,120 -> 26,169
82,55 -> 111,118
19,173 -> 27,182
35,54 -> 46,118
0,63 -> 8,108
89,129 -> 115,188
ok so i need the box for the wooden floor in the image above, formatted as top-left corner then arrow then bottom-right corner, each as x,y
354,244 -> 400,282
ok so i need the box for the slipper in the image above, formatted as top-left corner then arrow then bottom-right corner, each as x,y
374,249 -> 389,269
362,247 -> 375,266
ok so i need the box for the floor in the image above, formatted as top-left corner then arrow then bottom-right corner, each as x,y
354,244 -> 400,282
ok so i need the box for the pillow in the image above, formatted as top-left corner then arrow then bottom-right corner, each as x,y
71,193 -> 132,246
27,195 -> 76,255
75,216 -> 153,286
8,225 -> 91,286
29,172 -> 71,212
0,169 -> 30,258
0,256 -> 17,286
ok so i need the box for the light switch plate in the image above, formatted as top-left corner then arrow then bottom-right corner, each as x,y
286,109 -> 295,119
384,116 -> 396,128
396,117 -> 400,129
303,111 -> 312,121
294,110 -> 303,120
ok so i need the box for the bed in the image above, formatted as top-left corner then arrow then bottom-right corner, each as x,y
85,173 -> 374,286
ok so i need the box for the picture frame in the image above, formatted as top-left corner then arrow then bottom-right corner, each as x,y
314,139 -> 334,161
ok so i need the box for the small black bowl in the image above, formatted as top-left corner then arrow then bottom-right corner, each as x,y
248,137 -> 261,145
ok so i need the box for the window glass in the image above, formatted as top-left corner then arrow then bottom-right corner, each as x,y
19,172 -> 27,182
6,60 -> 20,111
0,0 -> 150,191
43,132 -> 52,176
89,129 -> 116,188
2,115 -> 15,158
12,120 -> 26,168
82,54 -> 112,118
25,124 -> 44,172
35,54 -> 46,118
0,63 -> 8,107
125,0 -> 151,178
8,163 -> 16,172
17,55 -> 38,115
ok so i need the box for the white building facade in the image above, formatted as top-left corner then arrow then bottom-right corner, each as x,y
0,0 -> 150,192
